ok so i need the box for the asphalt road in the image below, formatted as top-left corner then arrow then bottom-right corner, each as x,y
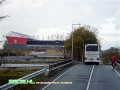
35,64 -> 120,90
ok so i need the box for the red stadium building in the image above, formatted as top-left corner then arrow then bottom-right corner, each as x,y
7,36 -> 28,44
3,31 -> 65,52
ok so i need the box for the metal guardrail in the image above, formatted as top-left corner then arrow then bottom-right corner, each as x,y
116,60 -> 120,67
50,61 -> 73,71
117,60 -> 120,64
0,68 -> 47,90
4,56 -> 34,60
0,60 -> 73,90
49,60 -> 72,70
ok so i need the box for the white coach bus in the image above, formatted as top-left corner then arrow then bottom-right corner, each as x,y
84,44 -> 100,65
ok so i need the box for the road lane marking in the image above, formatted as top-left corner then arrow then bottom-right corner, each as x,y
86,65 -> 94,90
42,65 -> 78,90
111,66 -> 120,76
114,69 -> 120,76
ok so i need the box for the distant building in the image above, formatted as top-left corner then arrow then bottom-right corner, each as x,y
3,31 -> 65,52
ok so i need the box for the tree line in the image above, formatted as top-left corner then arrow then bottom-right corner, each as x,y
64,26 -> 100,61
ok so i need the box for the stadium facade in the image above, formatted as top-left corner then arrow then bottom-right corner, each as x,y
3,31 -> 65,52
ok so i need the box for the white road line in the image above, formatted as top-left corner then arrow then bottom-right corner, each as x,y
114,69 -> 120,76
42,65 -> 78,90
86,65 -> 94,90
111,66 -> 120,76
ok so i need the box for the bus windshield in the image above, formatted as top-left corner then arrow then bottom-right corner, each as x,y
86,45 -> 98,51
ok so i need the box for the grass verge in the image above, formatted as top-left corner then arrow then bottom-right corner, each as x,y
0,69 -> 37,86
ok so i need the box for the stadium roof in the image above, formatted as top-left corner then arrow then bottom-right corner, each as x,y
3,31 -> 35,39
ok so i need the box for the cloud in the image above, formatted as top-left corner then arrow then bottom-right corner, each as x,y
114,11 -> 120,30
98,17 -> 120,35
3,0 -> 44,11
97,15 -> 120,50
101,36 -> 120,50
0,0 -> 120,50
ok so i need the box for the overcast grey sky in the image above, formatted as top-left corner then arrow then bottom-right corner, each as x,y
0,0 -> 120,50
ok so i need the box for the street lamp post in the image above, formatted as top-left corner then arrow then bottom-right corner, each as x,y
82,39 -> 84,63
72,26 -> 73,59
71,24 -> 81,60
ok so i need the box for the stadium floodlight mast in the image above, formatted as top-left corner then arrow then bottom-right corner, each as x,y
71,23 -> 81,60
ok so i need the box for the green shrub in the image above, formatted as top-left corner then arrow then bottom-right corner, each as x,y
3,70 -> 10,73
